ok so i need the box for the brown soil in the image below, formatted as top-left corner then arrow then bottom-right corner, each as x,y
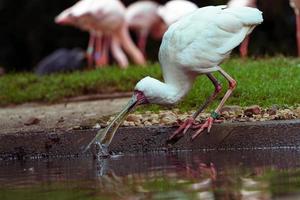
0,98 -> 130,134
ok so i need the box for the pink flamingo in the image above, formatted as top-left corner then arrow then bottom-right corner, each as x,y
55,0 -> 145,68
227,0 -> 257,58
126,1 -> 160,56
157,0 -> 198,26
55,0 -> 106,67
147,0 -> 199,41
290,0 -> 300,56
155,0 -> 198,38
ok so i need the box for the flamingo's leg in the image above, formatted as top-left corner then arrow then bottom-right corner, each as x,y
94,36 -> 102,67
86,34 -> 96,67
167,74 -> 222,144
137,31 -> 148,57
95,36 -> 109,67
239,36 -> 250,58
192,68 -> 236,140
119,26 -> 145,65
111,36 -> 129,68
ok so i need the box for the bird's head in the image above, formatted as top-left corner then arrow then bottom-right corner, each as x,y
104,76 -> 177,130
55,11 -> 74,25
86,76 -> 180,149
134,76 -> 178,105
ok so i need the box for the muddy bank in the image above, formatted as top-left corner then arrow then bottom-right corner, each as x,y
0,120 -> 300,160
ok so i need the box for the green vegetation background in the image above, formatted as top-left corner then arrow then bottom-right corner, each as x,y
1,57 -> 299,110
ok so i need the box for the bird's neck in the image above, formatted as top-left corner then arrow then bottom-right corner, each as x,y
151,75 -> 194,105
160,63 -> 196,105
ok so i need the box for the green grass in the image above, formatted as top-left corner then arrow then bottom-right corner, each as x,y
0,57 -> 299,110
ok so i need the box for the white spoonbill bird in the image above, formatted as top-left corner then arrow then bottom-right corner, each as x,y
126,1 -> 160,56
290,0 -> 300,56
227,0 -> 257,58
56,0 -> 145,68
85,6 -> 263,152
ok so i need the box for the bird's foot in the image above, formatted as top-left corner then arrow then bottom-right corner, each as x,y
191,112 -> 222,140
166,117 -> 199,145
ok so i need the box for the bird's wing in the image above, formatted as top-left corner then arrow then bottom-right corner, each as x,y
215,6 -> 263,55
163,6 -> 262,69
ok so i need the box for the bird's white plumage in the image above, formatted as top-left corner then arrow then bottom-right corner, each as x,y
157,0 -> 198,26
135,6 -> 263,105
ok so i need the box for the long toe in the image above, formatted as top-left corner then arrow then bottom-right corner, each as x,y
191,117 -> 214,140
167,117 -> 197,145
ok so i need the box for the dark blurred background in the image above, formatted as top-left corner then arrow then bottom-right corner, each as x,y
0,0 -> 296,71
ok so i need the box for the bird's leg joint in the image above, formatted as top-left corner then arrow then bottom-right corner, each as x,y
215,83 -> 222,93
229,80 -> 237,90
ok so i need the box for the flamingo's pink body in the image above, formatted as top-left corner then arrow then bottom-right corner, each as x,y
228,0 -> 256,8
290,0 -> 300,56
152,0 -> 198,41
126,1 -> 160,56
55,0 -> 145,68
157,0 -> 198,26
227,0 -> 257,57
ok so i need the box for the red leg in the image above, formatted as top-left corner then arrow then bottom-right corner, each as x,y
86,34 -> 96,68
95,36 -> 110,67
167,74 -> 222,144
192,68 -> 236,140
94,36 -> 102,67
239,36 -> 250,58
137,31 -> 148,58
111,36 -> 129,68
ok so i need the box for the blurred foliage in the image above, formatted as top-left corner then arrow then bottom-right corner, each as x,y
0,57 -> 299,109
0,0 -> 297,71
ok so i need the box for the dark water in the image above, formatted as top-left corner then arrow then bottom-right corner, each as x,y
1,150 -> 300,200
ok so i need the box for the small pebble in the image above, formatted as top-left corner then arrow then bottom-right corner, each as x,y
24,117 -> 41,126
244,105 -> 261,117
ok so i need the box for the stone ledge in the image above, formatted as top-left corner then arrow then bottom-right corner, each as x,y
0,120 -> 300,160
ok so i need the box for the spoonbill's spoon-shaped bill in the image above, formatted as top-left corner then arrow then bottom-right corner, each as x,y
84,92 -> 146,153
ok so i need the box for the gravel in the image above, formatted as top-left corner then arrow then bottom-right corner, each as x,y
103,105 -> 300,127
